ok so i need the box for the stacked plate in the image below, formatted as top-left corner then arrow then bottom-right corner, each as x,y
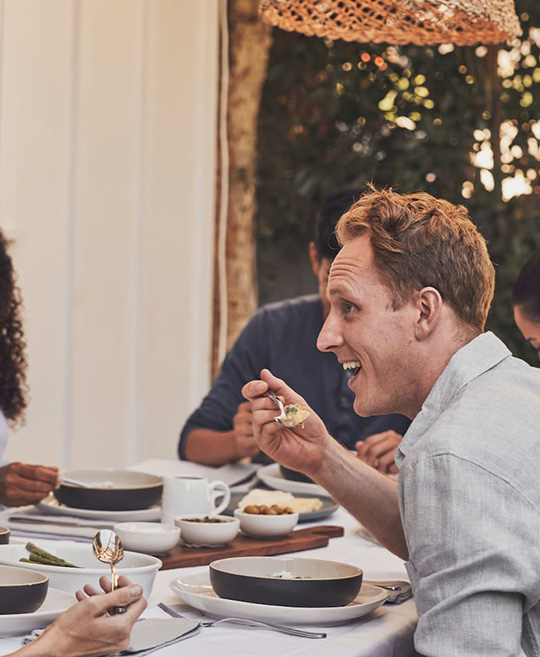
170,555 -> 388,626
53,469 -> 163,512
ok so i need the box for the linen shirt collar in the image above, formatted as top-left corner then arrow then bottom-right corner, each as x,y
395,331 -> 511,467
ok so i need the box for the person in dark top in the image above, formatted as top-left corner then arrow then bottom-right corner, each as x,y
179,188 -> 411,472
512,247 -> 540,363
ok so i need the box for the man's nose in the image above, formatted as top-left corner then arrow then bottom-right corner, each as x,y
317,312 -> 341,352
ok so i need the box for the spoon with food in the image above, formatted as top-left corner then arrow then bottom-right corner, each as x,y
268,394 -> 310,428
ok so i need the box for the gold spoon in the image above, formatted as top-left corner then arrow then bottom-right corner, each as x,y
92,530 -> 126,614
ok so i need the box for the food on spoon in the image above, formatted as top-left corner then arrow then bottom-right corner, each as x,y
237,489 -> 323,513
20,541 -> 80,568
280,403 -> 310,428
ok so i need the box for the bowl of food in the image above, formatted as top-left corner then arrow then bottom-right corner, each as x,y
210,556 -> 363,607
279,465 -> 315,484
0,527 -> 10,545
0,565 -> 49,615
0,541 -> 161,597
54,469 -> 163,511
234,505 -> 299,538
175,515 -> 239,546
114,522 -> 180,555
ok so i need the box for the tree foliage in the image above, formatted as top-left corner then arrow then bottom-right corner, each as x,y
256,0 -> 540,362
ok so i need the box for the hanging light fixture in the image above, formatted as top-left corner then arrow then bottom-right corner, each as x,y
259,0 -> 521,46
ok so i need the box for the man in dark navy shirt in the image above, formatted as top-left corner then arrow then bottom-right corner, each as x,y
179,188 -> 410,471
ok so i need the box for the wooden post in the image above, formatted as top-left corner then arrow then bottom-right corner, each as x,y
212,0 -> 273,378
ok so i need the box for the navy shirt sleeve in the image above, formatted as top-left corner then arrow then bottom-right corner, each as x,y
178,309 -> 269,459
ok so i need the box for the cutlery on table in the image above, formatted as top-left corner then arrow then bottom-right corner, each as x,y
59,477 -> 116,488
8,516 -> 115,529
157,602 -> 326,639
364,580 -> 412,604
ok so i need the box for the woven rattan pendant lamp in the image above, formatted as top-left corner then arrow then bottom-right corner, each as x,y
259,0 -> 521,46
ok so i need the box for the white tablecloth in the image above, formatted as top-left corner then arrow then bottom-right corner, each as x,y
0,508 -> 417,657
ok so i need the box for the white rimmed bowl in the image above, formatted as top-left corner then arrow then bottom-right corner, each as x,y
0,565 -> 49,614
210,556 -> 363,607
114,522 -> 180,555
175,514 -> 239,546
0,542 -> 161,598
234,509 -> 299,538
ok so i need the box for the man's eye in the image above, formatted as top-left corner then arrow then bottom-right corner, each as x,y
344,303 -> 355,315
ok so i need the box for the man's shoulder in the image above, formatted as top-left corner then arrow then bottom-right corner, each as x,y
414,358 -> 540,489
258,294 -> 321,315
253,295 -> 322,326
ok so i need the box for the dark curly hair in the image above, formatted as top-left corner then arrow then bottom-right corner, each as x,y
512,248 -> 540,324
0,229 -> 28,426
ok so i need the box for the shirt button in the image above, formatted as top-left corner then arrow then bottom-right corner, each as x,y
340,396 -> 349,406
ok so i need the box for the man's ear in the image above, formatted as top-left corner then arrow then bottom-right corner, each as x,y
308,241 -> 320,276
415,287 -> 443,340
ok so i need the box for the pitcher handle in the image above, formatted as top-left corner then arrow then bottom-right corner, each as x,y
209,480 -> 231,516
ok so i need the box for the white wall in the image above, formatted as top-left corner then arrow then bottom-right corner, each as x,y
0,0 -> 218,468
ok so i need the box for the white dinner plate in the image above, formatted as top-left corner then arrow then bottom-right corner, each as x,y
257,464 -> 328,497
169,571 -> 388,626
37,495 -> 161,522
0,588 -> 75,637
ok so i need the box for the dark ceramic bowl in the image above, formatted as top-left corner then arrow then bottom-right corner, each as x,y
0,527 -> 10,545
279,465 -> 314,484
54,469 -> 163,511
210,556 -> 363,608
0,565 -> 49,615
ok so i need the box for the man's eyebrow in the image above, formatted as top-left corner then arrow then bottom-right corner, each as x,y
327,282 -> 351,298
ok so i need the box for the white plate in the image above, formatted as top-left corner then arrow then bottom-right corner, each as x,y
257,464 -> 328,496
0,588 -> 74,637
37,495 -> 161,522
169,571 -> 388,625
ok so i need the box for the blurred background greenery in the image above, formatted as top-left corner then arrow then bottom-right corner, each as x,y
256,0 -> 540,363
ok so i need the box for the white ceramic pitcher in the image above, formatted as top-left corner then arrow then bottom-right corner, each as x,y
161,476 -> 231,524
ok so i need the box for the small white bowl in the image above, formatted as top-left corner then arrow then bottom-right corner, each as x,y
175,514 -> 239,546
114,522 -> 180,555
234,509 -> 299,538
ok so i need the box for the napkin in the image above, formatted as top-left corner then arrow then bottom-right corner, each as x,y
121,618 -> 200,654
22,618 -> 200,656
1,509 -> 109,542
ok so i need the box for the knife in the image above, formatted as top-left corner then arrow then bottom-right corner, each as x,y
8,516 -> 115,529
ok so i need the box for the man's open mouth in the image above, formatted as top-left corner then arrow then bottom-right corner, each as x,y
342,360 -> 362,377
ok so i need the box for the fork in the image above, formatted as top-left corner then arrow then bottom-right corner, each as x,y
157,602 -> 326,639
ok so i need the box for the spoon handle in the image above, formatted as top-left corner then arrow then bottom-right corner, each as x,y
109,563 -> 127,615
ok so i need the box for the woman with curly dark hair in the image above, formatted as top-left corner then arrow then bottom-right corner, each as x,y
513,247 -> 540,364
0,228 -> 58,506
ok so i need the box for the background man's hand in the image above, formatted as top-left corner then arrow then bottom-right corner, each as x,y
232,401 -> 259,459
0,462 -> 58,506
355,430 -> 402,474
242,368 -> 331,477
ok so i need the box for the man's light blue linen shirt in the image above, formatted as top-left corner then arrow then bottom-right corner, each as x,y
396,332 -> 540,657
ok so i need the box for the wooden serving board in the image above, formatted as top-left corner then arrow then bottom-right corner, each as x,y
159,525 -> 344,570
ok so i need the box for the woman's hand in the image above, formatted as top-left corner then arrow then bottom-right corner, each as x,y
12,576 -> 146,657
0,462 -> 58,506
242,368 -> 332,478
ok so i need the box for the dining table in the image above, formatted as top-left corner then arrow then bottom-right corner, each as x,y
0,462 -> 418,657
